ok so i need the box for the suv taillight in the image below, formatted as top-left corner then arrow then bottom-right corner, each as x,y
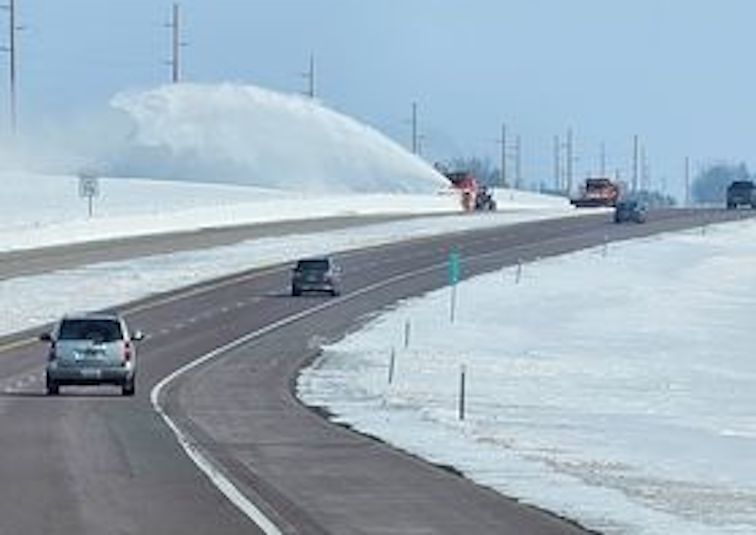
123,342 -> 132,363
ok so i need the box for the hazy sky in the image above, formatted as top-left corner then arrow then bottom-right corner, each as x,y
5,1 -> 756,197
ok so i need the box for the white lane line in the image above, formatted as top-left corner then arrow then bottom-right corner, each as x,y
150,241 -> 557,534
149,258 -> 457,535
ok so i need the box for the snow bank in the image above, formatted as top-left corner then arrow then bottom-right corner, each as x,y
299,219 -> 756,535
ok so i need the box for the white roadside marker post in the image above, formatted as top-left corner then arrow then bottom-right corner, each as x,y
388,346 -> 396,385
458,364 -> 467,421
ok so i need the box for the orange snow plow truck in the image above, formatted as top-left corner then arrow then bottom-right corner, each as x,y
444,171 -> 497,212
570,178 -> 620,208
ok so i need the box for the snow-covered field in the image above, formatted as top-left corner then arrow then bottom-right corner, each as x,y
0,172 -> 575,336
0,172 -> 571,253
298,219 -> 756,534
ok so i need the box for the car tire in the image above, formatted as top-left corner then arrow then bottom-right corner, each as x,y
46,380 -> 59,396
122,380 -> 135,397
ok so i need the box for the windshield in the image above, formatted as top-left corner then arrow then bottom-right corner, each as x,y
58,319 -> 123,343
296,260 -> 330,272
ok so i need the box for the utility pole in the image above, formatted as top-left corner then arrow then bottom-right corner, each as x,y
1,0 -> 19,134
303,52 -> 316,98
169,3 -> 182,83
553,135 -> 561,191
600,142 -> 606,176
498,123 -> 508,188
411,101 -> 418,154
685,156 -> 691,206
640,145 -> 647,191
632,134 -> 639,193
515,134 -> 522,189
566,128 -> 574,196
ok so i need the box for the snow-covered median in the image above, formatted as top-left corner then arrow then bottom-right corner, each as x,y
0,196 -> 577,336
0,172 -> 569,253
298,218 -> 756,535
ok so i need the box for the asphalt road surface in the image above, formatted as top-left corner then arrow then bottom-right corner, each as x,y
0,208 -> 750,534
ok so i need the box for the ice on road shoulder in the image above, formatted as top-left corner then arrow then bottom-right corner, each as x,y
298,218 -> 756,535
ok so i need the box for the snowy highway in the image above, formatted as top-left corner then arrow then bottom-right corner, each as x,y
0,207 -> 749,534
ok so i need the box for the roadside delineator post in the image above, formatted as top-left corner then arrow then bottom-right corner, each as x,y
515,258 -> 523,284
387,347 -> 396,385
403,319 -> 411,349
458,364 -> 467,421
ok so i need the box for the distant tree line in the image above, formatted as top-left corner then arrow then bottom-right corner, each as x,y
692,162 -> 750,204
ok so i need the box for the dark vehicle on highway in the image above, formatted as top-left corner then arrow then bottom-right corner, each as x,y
41,312 -> 143,396
614,200 -> 647,224
726,180 -> 756,209
291,257 -> 342,296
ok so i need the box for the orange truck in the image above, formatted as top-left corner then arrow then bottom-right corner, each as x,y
570,178 -> 620,208
444,171 -> 497,212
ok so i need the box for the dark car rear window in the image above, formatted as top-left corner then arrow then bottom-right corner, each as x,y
58,319 -> 123,343
730,181 -> 753,190
296,259 -> 330,272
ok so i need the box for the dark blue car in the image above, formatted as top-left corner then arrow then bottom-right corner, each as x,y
614,200 -> 647,224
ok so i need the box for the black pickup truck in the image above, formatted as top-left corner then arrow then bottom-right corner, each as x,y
726,180 -> 756,209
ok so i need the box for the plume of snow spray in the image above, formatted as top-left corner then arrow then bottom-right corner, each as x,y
2,83 -> 446,194
107,83 -> 444,192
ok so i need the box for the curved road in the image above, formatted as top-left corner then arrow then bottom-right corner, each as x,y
0,209 -> 749,534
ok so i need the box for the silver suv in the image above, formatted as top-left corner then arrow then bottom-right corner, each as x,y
41,312 -> 143,396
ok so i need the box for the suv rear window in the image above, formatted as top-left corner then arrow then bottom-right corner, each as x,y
296,259 -> 330,272
58,319 -> 123,343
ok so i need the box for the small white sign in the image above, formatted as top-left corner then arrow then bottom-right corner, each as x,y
78,173 -> 100,199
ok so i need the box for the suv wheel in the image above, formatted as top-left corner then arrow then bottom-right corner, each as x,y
122,380 -> 135,397
46,379 -> 59,396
